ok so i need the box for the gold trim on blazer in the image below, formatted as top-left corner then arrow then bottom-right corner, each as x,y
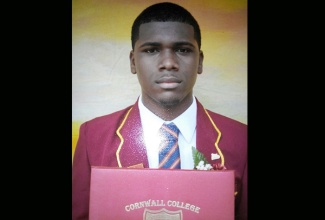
203,108 -> 224,166
116,107 -> 133,167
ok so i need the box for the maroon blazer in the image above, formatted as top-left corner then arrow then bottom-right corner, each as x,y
72,98 -> 247,220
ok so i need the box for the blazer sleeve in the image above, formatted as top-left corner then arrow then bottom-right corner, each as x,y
72,122 -> 91,220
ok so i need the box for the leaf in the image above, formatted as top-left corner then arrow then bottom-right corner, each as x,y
192,146 -> 209,168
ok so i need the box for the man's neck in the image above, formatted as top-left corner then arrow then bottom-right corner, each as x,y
141,94 -> 194,121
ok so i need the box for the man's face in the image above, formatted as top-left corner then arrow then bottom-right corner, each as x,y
130,21 -> 203,108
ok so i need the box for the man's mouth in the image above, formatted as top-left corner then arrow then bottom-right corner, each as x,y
156,77 -> 181,89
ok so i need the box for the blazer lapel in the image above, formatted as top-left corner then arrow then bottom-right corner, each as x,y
195,99 -> 222,165
117,101 -> 149,168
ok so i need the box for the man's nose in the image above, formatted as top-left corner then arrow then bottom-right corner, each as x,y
158,50 -> 179,70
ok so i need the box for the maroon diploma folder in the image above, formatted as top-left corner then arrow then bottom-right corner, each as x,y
89,166 -> 235,220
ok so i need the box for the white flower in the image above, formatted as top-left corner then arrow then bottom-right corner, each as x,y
205,164 -> 213,170
196,160 -> 213,170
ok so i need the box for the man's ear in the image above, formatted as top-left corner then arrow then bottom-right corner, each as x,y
129,50 -> 136,74
198,51 -> 204,74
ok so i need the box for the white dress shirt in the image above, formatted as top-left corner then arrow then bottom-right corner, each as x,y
138,95 -> 197,169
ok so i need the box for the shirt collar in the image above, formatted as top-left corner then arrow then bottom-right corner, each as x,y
138,95 -> 197,143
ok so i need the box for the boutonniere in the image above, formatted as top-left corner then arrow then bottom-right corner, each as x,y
192,147 -> 226,170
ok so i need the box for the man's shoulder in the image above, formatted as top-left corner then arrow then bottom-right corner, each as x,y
202,109 -> 247,144
82,104 -> 134,129
195,98 -> 246,130
205,109 -> 246,127
201,108 -> 247,138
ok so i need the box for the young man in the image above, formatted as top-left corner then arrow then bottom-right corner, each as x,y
72,2 -> 247,220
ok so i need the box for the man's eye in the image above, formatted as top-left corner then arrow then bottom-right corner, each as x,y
176,48 -> 191,53
145,49 -> 159,53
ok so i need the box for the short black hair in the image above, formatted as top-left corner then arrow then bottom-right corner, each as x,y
131,2 -> 201,49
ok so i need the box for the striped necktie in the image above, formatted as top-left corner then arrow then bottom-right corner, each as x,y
158,122 -> 181,169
